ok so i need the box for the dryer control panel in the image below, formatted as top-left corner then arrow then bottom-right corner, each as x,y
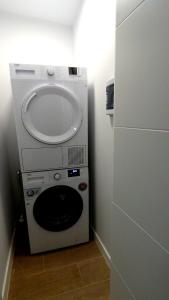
10,64 -> 87,82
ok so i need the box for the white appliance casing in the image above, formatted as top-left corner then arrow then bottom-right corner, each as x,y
22,167 -> 89,254
10,64 -> 88,172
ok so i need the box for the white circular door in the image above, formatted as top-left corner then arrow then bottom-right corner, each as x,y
22,84 -> 82,144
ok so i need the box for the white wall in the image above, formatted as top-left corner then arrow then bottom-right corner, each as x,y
0,11 -> 73,298
74,0 -> 116,258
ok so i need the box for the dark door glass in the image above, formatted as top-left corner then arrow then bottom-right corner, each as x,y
33,185 -> 83,232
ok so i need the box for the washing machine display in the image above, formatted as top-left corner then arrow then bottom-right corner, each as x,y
22,168 -> 89,254
68,168 -> 80,177
22,84 -> 82,144
33,185 -> 83,232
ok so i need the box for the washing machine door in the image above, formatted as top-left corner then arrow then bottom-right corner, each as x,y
22,84 -> 82,144
33,185 -> 83,232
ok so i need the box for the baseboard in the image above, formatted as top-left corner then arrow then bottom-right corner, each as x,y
2,230 -> 15,300
92,227 -> 111,269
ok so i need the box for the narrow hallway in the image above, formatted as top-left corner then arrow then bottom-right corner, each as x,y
8,224 -> 110,300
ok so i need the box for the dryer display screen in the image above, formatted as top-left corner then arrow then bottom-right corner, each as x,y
69,67 -> 78,75
68,169 -> 80,177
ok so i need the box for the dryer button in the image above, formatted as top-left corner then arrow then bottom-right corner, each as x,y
54,173 -> 61,180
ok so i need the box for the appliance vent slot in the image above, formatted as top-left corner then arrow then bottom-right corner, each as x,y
68,147 -> 85,166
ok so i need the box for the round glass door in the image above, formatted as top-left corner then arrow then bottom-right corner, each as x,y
22,84 -> 82,144
33,185 -> 83,232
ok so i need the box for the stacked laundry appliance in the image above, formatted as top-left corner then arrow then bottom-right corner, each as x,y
10,64 -> 89,254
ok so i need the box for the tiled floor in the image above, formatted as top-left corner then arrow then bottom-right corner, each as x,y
8,225 -> 110,300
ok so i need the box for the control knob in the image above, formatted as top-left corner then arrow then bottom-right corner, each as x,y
78,182 -> 87,191
54,173 -> 61,180
26,189 -> 34,197
47,67 -> 55,76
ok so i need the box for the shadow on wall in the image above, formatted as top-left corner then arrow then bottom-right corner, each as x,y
0,122 -> 14,237
88,83 -> 96,229
6,100 -> 22,220
0,98 -> 21,295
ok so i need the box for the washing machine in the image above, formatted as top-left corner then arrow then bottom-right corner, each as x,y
9,64 -> 88,172
22,167 -> 89,254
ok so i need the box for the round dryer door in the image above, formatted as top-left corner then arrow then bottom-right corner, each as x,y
33,185 -> 83,232
22,84 -> 82,144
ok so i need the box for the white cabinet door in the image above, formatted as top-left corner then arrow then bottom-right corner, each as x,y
113,127 -> 169,252
115,0 -> 169,130
111,203 -> 169,300
116,0 -> 144,26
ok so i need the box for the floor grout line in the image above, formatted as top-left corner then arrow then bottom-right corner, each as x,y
45,254 -> 106,281
76,258 -> 110,289
47,279 -> 110,299
42,254 -> 103,273
76,261 -> 84,283
10,255 -> 104,281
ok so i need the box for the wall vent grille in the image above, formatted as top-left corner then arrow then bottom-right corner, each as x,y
68,146 -> 85,166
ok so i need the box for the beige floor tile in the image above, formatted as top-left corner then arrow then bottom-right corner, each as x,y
51,280 -> 110,300
8,232 -> 110,300
78,257 -> 110,285
9,264 -> 84,300
80,280 -> 110,300
12,254 -> 44,278
43,241 -> 102,271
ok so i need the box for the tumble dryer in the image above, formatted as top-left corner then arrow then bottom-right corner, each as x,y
22,167 -> 89,254
10,64 -> 88,172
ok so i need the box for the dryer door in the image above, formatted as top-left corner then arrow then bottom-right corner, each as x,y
22,84 -> 82,144
33,185 -> 83,232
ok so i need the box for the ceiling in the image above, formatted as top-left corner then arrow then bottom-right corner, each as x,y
0,0 -> 84,26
